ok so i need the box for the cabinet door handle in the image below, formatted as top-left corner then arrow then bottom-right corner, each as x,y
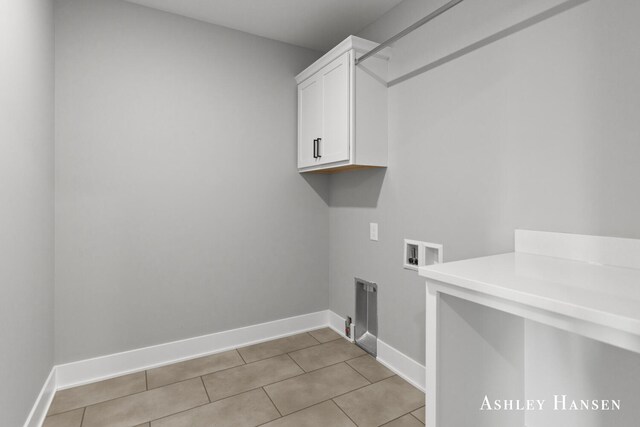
313,138 -> 317,158
317,138 -> 322,158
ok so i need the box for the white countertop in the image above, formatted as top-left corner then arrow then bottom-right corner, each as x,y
419,252 -> 640,336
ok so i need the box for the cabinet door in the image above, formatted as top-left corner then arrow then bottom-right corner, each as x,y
298,75 -> 322,168
318,51 -> 351,165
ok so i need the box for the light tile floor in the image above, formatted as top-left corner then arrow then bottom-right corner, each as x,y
44,328 -> 425,427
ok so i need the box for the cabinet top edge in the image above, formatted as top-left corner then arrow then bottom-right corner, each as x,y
295,35 -> 390,84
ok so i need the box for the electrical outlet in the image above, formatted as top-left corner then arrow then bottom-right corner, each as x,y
370,223 -> 378,241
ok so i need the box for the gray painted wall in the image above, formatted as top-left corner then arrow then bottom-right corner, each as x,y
0,0 -> 55,425
329,0 -> 640,365
54,0 -> 326,363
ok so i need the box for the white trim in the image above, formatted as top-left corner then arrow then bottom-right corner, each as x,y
328,310 -> 425,390
23,367 -> 56,427
56,310 -> 328,390
515,229 -> 640,269
27,310 -> 424,424
422,241 -> 444,265
295,36 -> 389,84
376,339 -> 426,392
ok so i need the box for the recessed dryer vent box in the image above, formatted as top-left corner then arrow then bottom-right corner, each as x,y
355,278 -> 377,357
404,239 -> 443,271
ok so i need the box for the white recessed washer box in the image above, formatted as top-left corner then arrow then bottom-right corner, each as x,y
404,239 -> 443,271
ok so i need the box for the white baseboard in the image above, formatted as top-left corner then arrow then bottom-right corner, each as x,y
328,310 -> 354,342
23,367 -> 56,427
30,308 -> 424,426
328,310 -> 425,391
56,310 -> 329,390
376,339 -> 425,392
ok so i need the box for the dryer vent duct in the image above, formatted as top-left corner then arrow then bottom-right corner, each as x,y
355,278 -> 378,356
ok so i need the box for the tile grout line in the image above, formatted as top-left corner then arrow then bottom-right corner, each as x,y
198,386 -> 272,411
240,335 -> 326,364
200,376 -> 212,403
257,371 -> 393,427
324,372 -> 416,416
256,363 -> 377,422
382,413 -> 411,426
332,398 -> 360,426
76,371 -> 398,427
379,409 -> 426,426
410,411 -> 425,425
259,355 -> 369,391
148,375 -> 310,424
142,360 -> 245,392
306,331 -> 323,345
45,406 -> 86,419
146,401 -> 212,425
238,361 -> 392,424
299,352 -> 371,374
163,355 -> 376,414
329,380 -> 373,402
285,342 -> 369,374
284,352 -> 306,373
236,348 -> 248,364
59,361 -> 391,427
59,330 -> 339,411
79,407 -> 86,427
50,351 -> 335,421
147,373 -> 324,427
261,386 -> 283,418
194,385 -> 268,408
49,371 -> 150,417
152,357 -> 315,425
256,372 -> 400,427
58,329 -> 329,393
310,335 -> 344,345
61,377 -> 203,417
57,333 -> 417,426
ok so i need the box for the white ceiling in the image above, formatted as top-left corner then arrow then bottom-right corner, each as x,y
123,0 -> 403,52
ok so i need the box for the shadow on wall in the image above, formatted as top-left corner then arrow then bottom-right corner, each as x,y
388,0 -> 591,87
301,168 -> 387,208
329,168 -> 387,208
300,173 -> 331,205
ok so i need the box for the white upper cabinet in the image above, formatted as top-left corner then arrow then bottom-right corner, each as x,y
296,36 -> 389,173
297,75 -> 322,169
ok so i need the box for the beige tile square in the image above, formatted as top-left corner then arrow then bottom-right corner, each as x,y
237,333 -> 319,363
202,354 -> 302,402
383,414 -> 424,426
261,400 -> 356,427
308,327 -> 342,343
334,376 -> 425,427
146,350 -> 244,389
346,355 -> 394,383
411,406 -> 425,423
264,362 -> 369,415
288,338 -> 365,372
151,388 -> 279,427
48,372 -> 146,415
43,408 -> 84,427
82,378 -> 208,427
